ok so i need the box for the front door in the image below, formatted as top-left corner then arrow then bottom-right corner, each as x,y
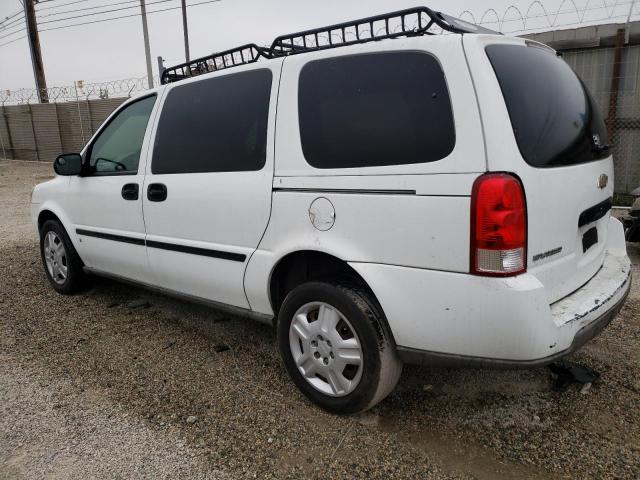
65,94 -> 159,284
142,65 -> 280,308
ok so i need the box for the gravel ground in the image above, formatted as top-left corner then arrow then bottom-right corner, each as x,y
1,159 -> 639,479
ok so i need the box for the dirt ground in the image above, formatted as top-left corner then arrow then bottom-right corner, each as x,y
1,159 -> 638,479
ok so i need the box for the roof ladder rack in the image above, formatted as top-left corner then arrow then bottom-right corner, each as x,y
161,43 -> 269,85
269,6 -> 494,57
161,6 -> 498,85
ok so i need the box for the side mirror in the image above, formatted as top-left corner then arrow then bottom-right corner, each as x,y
54,153 -> 83,176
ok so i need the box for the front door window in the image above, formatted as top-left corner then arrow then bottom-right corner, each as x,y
87,95 -> 156,175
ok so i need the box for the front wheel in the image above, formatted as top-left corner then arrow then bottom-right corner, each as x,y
277,282 -> 402,414
40,219 -> 87,294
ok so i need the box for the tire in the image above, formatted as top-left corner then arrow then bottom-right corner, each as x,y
39,219 -> 87,294
277,281 -> 402,414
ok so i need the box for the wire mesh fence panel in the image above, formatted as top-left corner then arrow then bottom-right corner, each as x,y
56,101 -> 90,154
4,105 -> 37,161
0,98 -> 127,162
88,98 -> 126,133
0,107 -> 13,160
30,104 -> 62,164
564,44 -> 640,197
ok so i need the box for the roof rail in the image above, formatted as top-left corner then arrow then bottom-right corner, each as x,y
160,6 -> 498,85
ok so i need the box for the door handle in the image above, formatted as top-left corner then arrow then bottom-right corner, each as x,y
147,183 -> 168,202
121,183 -> 139,201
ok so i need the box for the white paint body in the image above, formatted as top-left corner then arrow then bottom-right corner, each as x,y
31,34 -> 631,364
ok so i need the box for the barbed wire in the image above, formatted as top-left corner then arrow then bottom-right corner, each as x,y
0,76 -> 159,105
462,0 -> 639,33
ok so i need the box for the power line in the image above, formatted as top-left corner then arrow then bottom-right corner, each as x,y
37,0 -> 176,25
0,27 -> 26,41
0,15 -> 26,31
0,9 -> 23,26
0,23 -> 25,39
35,0 -> 91,12
37,0 -> 144,19
35,0 -> 86,3
38,0 -> 222,33
0,34 -> 25,48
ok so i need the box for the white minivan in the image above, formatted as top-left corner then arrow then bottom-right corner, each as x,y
31,7 -> 632,413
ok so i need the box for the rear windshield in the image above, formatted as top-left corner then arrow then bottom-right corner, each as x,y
486,43 -> 608,168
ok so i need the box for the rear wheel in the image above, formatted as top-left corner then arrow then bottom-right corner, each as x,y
40,219 -> 86,294
277,281 -> 402,414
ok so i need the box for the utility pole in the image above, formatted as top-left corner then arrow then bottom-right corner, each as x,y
139,0 -> 154,89
181,0 -> 190,62
24,0 -> 48,103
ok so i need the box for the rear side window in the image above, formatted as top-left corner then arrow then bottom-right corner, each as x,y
152,69 -> 272,174
486,43 -> 608,168
298,52 -> 455,169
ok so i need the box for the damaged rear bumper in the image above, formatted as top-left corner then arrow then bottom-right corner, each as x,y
352,217 -> 632,369
396,269 -> 630,369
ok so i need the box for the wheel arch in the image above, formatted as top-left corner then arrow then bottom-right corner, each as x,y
268,249 -> 397,346
36,204 -> 83,258
37,209 -> 63,232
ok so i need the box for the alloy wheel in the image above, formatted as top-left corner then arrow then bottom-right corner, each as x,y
289,301 -> 363,397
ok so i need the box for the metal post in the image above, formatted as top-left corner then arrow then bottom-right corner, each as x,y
157,56 -> 165,83
0,106 -> 6,160
606,29 -> 625,145
24,0 -> 49,103
625,0 -> 636,44
74,83 -> 85,145
2,106 -> 15,160
140,0 -> 154,89
181,0 -> 190,62
53,102 -> 64,155
86,98 -> 94,136
27,103 -> 40,161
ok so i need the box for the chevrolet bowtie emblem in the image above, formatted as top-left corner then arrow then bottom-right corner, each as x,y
597,173 -> 608,189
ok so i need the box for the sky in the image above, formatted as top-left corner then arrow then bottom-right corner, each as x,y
0,0 -> 638,92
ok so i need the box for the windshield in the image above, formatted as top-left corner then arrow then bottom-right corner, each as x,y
486,43 -> 609,168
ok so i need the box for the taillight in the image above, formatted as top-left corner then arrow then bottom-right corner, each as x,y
470,173 -> 527,276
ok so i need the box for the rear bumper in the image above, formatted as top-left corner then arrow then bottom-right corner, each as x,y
350,217 -> 632,367
396,273 -> 630,368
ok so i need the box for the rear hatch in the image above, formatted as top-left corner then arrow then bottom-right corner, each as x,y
483,40 -> 613,303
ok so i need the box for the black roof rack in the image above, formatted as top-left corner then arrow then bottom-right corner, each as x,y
160,6 -> 498,85
160,43 -> 270,84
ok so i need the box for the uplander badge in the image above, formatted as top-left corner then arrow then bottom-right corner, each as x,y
533,247 -> 563,262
